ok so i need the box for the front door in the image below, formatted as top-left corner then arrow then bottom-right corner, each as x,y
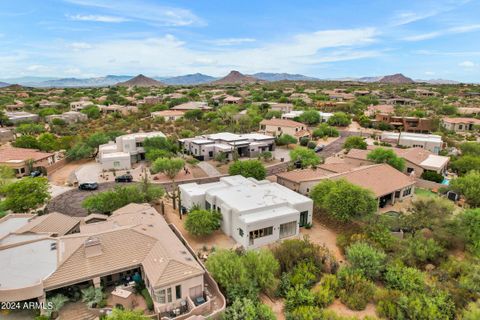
299,211 -> 308,227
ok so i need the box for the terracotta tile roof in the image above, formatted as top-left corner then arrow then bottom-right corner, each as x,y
44,228 -> 158,289
44,203 -> 204,290
15,212 -> 80,236
151,110 -> 185,117
345,146 -> 446,168
260,118 -> 304,128
442,117 -> 480,124
278,164 -> 415,198
0,146 -> 53,162
318,162 -> 361,173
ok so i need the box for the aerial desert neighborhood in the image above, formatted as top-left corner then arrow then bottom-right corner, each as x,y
1,1 -> 480,320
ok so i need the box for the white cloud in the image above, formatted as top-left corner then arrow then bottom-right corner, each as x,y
403,24 -> 480,41
61,28 -> 379,76
392,11 -> 439,26
391,0 -> 472,26
67,14 -> 128,23
64,0 -> 204,26
68,42 -> 93,50
459,60 -> 476,68
207,38 -> 256,46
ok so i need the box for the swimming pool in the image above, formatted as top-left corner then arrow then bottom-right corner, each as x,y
441,178 -> 450,185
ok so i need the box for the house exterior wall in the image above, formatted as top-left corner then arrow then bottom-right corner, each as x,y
149,275 -> 204,313
262,124 -> 304,137
100,155 -> 132,170
441,120 -> 477,132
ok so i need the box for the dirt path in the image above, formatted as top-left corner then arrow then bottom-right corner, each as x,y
327,300 -> 378,319
300,218 -> 345,264
261,294 -> 285,320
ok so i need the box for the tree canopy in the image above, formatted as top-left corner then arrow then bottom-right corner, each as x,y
451,171 -> 480,207
343,136 -> 367,150
151,157 -> 185,180
229,159 -> 266,180
310,179 -> 377,222
1,177 -> 50,212
185,209 -> 222,236
367,147 -> 405,171
289,147 -> 321,168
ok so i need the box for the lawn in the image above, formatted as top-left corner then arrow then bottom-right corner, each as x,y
414,188 -> 439,198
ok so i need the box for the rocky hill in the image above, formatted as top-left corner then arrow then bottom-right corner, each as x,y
0,82 -> 10,88
116,74 -> 164,87
379,73 -> 415,84
212,70 -> 264,85
161,73 -> 217,85
253,72 -> 319,81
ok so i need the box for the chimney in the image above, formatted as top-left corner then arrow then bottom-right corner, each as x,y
84,236 -> 103,258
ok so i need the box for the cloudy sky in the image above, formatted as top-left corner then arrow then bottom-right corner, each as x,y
1,0 -> 480,81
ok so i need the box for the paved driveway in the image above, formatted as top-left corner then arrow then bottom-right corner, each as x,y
316,131 -> 367,158
74,162 -> 102,184
197,161 -> 222,177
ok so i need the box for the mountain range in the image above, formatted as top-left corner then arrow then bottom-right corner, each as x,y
0,72 -> 462,87
116,74 -> 164,87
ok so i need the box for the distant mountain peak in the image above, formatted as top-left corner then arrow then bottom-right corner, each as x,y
116,74 -> 164,87
212,70 -> 264,84
253,72 -> 319,81
379,73 -> 415,84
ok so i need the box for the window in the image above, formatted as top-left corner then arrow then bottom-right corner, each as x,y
158,289 -> 166,304
403,187 -> 412,197
239,228 -> 244,237
279,221 -> 297,239
249,226 -> 273,241
113,161 -> 120,167
205,201 -> 211,210
167,288 -> 172,303
407,167 -> 414,173
175,285 -> 182,300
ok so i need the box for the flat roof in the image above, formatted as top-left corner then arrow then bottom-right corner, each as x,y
207,176 -> 312,212
0,239 -> 57,289
0,216 -> 31,239
240,206 -> 298,224
420,155 -> 450,170
101,152 -> 131,159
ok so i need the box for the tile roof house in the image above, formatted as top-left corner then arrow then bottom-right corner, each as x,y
440,117 -> 480,132
344,146 -> 449,178
180,176 -> 313,249
276,164 -> 415,208
364,104 -> 395,117
151,110 -> 185,121
0,204 -> 215,317
171,101 -> 212,111
373,114 -> 433,133
260,118 -> 310,138
0,146 -> 57,177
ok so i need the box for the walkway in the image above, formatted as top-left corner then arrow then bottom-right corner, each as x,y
196,161 -> 222,177
58,302 -> 97,320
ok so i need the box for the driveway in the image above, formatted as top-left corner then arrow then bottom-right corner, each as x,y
316,131 -> 367,159
75,162 -> 102,184
196,161 -> 222,177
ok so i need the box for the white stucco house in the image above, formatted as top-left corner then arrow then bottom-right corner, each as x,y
179,132 -> 275,161
98,131 -> 166,170
179,175 -> 313,249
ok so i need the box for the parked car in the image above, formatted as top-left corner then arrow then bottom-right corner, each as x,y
115,174 -> 133,183
314,144 -> 325,153
30,170 -> 42,177
78,182 -> 99,191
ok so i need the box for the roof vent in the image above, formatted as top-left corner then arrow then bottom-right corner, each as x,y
84,236 -> 102,258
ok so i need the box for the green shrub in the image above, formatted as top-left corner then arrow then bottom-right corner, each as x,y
185,209 -> 222,236
312,274 -> 338,308
346,242 -> 386,280
384,263 -> 425,292
141,288 -> 154,311
307,141 -> 317,149
285,286 -> 316,312
337,268 -> 375,311
299,137 -> 310,146
421,171 -> 444,183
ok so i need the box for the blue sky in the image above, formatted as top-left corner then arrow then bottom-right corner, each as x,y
1,0 -> 480,81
